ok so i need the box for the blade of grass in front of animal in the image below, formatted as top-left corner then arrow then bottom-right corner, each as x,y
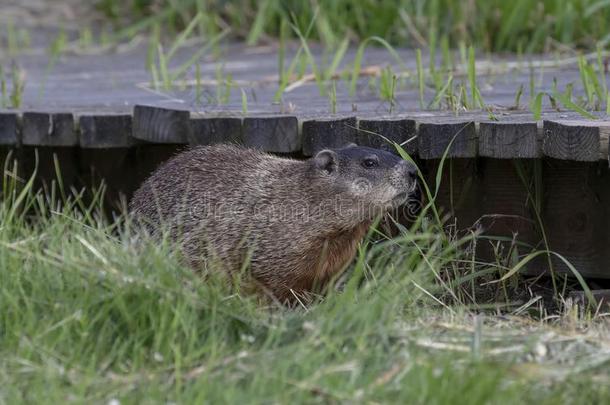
416,48 -> 424,108
434,126 -> 466,200
358,128 -> 428,210
393,125 -> 464,228
6,150 -> 38,225
513,160 -> 558,296
496,250 -> 596,308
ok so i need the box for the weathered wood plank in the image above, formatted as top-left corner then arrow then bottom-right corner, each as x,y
542,120 -> 610,161
422,158 -> 481,223
0,113 -> 19,145
20,146 -> 79,192
189,117 -> 243,145
79,115 -> 134,148
133,105 -> 191,143
22,112 -> 77,146
357,117 -> 417,155
475,158 -> 540,258
542,159 -> 602,278
243,115 -> 300,152
301,116 -> 358,156
418,120 -> 477,159
479,121 -> 540,158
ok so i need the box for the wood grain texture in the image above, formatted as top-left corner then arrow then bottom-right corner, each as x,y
133,105 -> 191,143
541,159 -> 602,278
422,158 -> 481,228
20,146 -> 79,192
542,120 -> 610,161
301,116 -> 358,156
243,115 -> 299,152
79,148 -> 135,208
476,158 -> 540,246
0,113 -> 19,145
418,121 -> 477,159
479,121 -> 539,158
79,115 -> 134,148
357,117 -> 417,155
22,112 -> 77,146
189,117 -> 243,145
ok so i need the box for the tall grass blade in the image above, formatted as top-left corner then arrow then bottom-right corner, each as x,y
169,29 -> 230,83
167,13 -> 204,61
246,0 -> 271,45
552,90 -> 597,119
416,48 -> 424,109
530,92 -> 544,120
349,36 -> 406,97
496,251 -> 596,307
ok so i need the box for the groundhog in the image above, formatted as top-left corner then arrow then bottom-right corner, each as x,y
129,143 -> 418,304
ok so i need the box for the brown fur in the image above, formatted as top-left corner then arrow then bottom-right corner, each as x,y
130,144 -> 414,304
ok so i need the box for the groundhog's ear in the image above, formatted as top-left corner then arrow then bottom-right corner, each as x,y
313,149 -> 338,175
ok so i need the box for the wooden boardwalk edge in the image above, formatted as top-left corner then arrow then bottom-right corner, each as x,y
1,105 -> 610,280
1,106 -> 610,162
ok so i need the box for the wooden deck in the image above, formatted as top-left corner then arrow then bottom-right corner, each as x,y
1,40 -> 610,279
1,42 -> 609,157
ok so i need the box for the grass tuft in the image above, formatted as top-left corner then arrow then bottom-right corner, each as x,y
98,0 -> 610,53
1,123 -> 609,402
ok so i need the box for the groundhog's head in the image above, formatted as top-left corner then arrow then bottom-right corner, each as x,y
311,144 -> 418,219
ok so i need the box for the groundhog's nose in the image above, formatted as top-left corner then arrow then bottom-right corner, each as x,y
398,160 -> 418,182
407,165 -> 418,182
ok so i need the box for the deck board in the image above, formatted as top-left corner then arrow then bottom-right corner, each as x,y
0,41 -> 608,161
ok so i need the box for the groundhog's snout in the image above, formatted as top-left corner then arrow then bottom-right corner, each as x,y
387,160 -> 418,206
393,160 -> 418,190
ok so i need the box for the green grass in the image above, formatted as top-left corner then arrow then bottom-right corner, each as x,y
1,147 -> 609,402
88,1 -> 610,116
97,0 -> 610,53
0,63 -> 25,109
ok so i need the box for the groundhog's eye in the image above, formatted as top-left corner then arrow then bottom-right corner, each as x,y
362,158 -> 378,168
